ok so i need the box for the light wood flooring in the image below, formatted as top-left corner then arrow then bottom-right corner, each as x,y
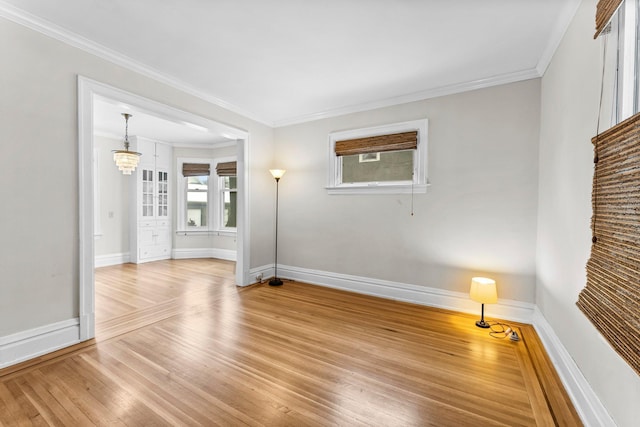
0,259 -> 581,426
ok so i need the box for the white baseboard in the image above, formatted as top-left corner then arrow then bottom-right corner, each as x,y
532,308 -> 614,427
172,248 -> 237,261
249,264 -> 275,285
95,252 -> 130,267
0,318 -> 81,369
277,264 -> 534,323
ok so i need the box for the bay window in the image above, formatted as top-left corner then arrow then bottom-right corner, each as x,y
177,157 -> 237,234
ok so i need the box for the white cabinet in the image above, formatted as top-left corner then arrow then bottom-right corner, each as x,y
129,137 -> 173,263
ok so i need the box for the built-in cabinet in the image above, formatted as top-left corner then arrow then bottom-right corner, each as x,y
129,137 -> 173,263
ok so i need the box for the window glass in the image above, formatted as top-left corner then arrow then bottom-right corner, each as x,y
342,150 -> 413,183
606,0 -> 640,125
221,176 -> 237,228
187,176 -> 208,227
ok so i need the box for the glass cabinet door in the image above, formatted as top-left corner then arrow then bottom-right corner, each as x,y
142,169 -> 154,217
157,170 -> 168,218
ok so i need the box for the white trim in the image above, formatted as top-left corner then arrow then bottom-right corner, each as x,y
278,264 -> 534,323
78,76 -> 95,341
171,248 -> 237,261
249,264 -> 275,285
0,319 -> 80,369
78,76 -> 251,344
0,1 -> 269,127
93,149 -> 102,237
236,137 -> 250,286
327,119 -> 428,195
95,252 -> 131,267
536,0 -> 582,75
171,140 -> 237,150
274,70 -> 539,127
532,308 -> 616,427
327,184 -> 428,195
175,230 -> 236,237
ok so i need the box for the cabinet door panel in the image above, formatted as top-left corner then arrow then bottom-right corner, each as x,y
131,140 -> 172,263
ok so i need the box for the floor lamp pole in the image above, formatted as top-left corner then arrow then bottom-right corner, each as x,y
269,170 -> 285,286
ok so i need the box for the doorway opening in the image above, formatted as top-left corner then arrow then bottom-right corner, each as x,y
78,76 -> 251,341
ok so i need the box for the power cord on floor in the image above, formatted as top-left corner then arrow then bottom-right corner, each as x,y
487,321 -> 520,342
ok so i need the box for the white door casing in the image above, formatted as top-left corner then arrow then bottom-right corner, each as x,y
77,76 -> 251,341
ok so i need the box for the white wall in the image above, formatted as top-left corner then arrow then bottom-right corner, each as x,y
537,0 -> 640,426
94,135 -> 129,257
0,16 -> 275,336
274,79 -> 541,303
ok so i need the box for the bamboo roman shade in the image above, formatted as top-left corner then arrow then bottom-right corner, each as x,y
594,0 -> 623,38
334,131 -> 418,157
182,163 -> 210,177
216,161 -> 237,176
577,112 -> 640,376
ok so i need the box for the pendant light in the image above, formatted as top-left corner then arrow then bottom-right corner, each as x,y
112,113 -> 141,175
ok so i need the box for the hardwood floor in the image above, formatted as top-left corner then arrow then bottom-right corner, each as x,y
0,259 -> 581,426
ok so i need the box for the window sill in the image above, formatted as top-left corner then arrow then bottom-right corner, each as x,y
326,183 -> 429,195
176,230 -> 237,237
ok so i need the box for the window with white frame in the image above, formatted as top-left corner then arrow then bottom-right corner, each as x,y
177,157 -> 237,234
327,119 -> 428,194
601,0 -> 639,126
215,161 -> 237,231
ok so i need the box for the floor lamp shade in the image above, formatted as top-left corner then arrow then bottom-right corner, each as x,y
269,169 -> 286,180
469,277 -> 497,328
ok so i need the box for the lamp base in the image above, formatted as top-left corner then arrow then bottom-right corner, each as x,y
475,320 -> 490,328
269,278 -> 283,286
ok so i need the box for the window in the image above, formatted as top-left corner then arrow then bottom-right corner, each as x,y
187,175 -> 208,227
601,0 -> 639,125
220,176 -> 237,229
177,157 -> 237,234
327,119 -> 428,194
215,161 -> 237,231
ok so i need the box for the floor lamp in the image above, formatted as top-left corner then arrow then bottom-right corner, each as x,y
269,169 -> 286,286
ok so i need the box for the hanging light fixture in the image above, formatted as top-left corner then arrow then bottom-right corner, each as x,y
112,113 -> 141,175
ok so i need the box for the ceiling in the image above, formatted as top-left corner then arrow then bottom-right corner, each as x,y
3,0 -> 580,128
93,96 -> 235,146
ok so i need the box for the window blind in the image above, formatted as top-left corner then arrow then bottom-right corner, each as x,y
182,163 -> 210,177
594,0 -> 623,38
334,131 -> 418,157
577,111 -> 640,376
216,161 -> 237,176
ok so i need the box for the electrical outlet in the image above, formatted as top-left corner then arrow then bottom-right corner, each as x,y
256,273 -> 263,283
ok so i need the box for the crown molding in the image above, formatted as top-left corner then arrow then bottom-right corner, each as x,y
0,1 -> 272,127
536,0 -> 582,75
273,68 -> 541,127
2,0 -> 576,129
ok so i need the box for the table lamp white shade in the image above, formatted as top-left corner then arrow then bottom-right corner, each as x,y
469,277 -> 498,304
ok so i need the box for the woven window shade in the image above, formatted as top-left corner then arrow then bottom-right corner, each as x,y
216,161 -> 237,176
334,131 -> 418,157
594,0 -> 623,38
577,112 -> 640,376
182,163 -> 210,177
